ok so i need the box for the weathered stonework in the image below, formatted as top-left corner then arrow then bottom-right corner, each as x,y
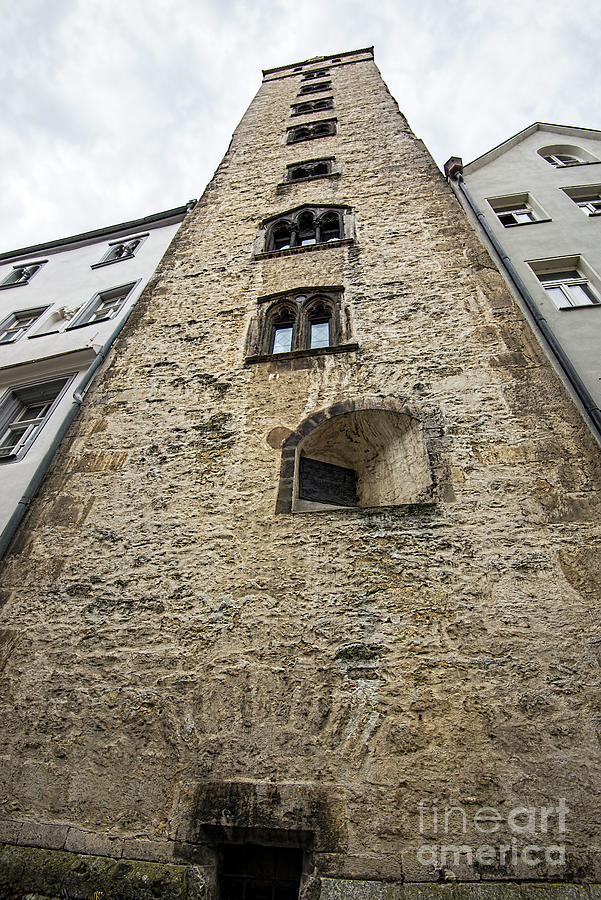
1,47 -> 601,898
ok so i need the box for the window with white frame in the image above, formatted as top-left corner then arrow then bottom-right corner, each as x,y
0,262 -> 45,289
561,186 -> 601,216
0,376 -> 72,460
537,144 -> 599,167
544,153 -> 583,167
93,235 -> 147,267
536,268 -> 600,309
0,307 -> 48,344
488,193 -> 547,226
68,283 -> 136,328
576,197 -> 601,215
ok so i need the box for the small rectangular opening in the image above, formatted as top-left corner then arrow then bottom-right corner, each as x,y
219,844 -> 303,900
299,456 -> 358,507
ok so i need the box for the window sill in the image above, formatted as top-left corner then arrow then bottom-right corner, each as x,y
0,281 -> 29,290
287,132 -> 336,145
502,218 -> 552,227
554,160 -> 601,168
90,257 -> 135,269
558,303 -> 601,311
246,342 -> 359,364
276,173 -> 340,191
291,499 -> 437,514
66,316 -> 114,330
254,238 -> 353,260
291,104 -> 333,118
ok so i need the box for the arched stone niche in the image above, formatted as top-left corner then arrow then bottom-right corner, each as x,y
276,398 -> 433,513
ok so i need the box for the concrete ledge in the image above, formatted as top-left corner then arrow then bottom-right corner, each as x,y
320,880 -> 601,900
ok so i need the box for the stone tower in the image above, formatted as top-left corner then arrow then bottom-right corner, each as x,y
1,47 -> 601,900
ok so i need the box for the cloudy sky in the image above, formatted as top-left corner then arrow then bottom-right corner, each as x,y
2,0 -> 600,251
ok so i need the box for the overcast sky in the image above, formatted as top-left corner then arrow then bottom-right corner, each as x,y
2,0 -> 600,252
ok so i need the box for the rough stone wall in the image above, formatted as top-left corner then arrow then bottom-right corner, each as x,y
1,49 -> 601,895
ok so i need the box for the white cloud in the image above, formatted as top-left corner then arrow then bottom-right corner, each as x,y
1,0 -> 600,249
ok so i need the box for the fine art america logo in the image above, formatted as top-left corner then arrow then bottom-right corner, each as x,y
417,798 -> 568,869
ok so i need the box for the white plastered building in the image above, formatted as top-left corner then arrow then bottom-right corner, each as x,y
446,123 -> 601,440
0,203 -> 194,544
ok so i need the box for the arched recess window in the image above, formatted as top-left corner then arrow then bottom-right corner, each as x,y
305,299 -> 332,349
537,144 -> 599,167
319,212 -> 341,242
259,205 -> 351,255
275,399 -> 435,513
269,304 -> 296,354
245,288 -> 355,361
298,211 -> 316,246
272,222 -> 293,251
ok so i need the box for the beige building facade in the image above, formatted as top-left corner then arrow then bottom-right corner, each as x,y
1,51 -> 601,899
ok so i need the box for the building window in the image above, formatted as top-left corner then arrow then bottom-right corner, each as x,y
537,269 -> 600,309
275,399 -> 434,514
0,307 -> 48,344
246,288 -> 354,361
0,376 -> 72,460
219,844 -> 303,900
488,193 -> 547,226
562,186 -> 601,216
298,81 -> 332,96
0,262 -> 45,289
545,153 -> 582,167
286,120 -> 336,143
287,159 -> 333,182
302,68 -> 330,80
93,235 -> 146,267
291,98 -> 333,116
576,197 -> 601,216
68,283 -> 136,328
270,305 -> 296,353
262,206 -> 346,253
537,144 -> 598,167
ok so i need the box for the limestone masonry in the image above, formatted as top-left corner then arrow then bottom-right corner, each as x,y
1,48 -> 601,900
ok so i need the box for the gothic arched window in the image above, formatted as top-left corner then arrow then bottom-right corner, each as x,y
287,159 -> 333,183
320,212 -> 341,242
286,120 -> 336,144
298,211 -> 317,246
272,222 -> 293,251
260,206 -> 350,254
306,299 -> 333,349
269,304 -> 296,354
245,289 -> 355,361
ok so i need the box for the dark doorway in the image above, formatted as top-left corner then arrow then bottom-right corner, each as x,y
219,844 -> 303,900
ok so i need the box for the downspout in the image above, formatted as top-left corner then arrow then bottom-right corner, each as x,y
444,157 -> 601,440
0,298 -> 140,562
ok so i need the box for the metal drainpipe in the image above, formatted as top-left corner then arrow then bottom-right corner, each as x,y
448,168 -> 601,440
0,300 -> 141,562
